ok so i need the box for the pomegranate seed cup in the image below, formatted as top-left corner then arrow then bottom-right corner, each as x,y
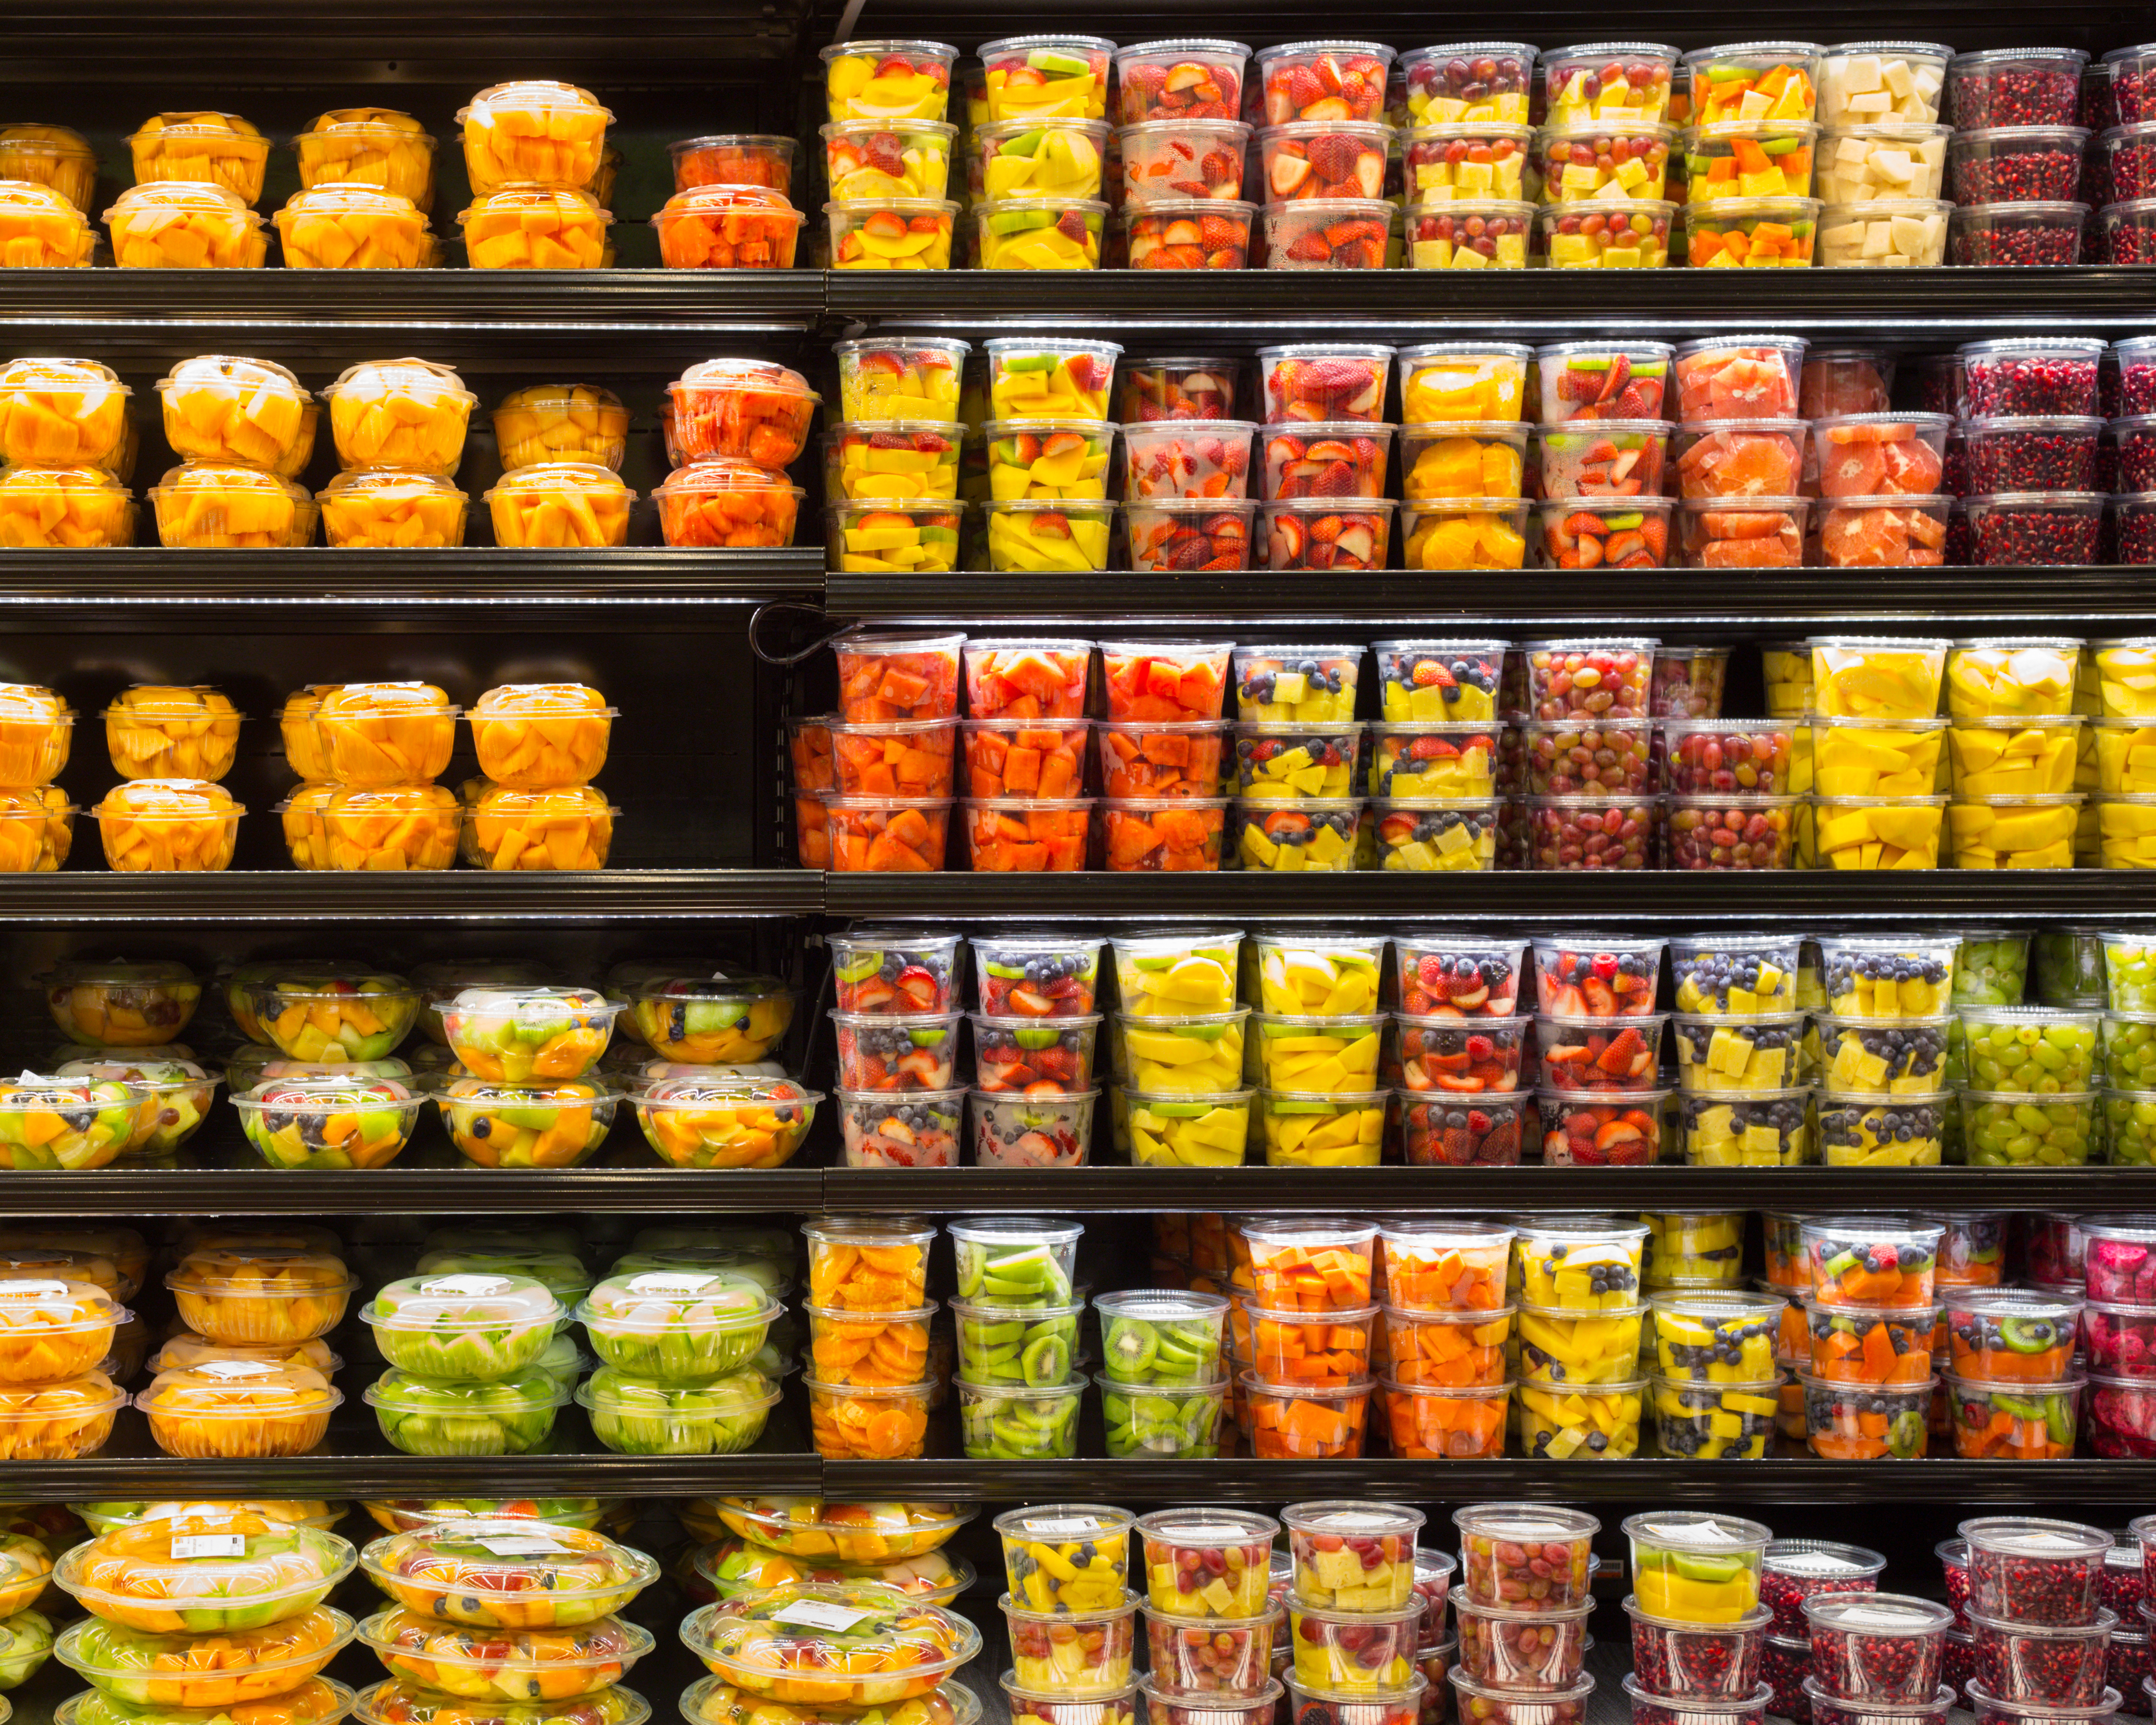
1627,1600 -> 1774,1701
1805,1594 -> 1953,1703
1958,1519 -> 2112,1626
1966,1608 -> 2118,1705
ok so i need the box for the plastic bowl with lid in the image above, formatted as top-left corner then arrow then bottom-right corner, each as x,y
362,1520 -> 655,1630
670,359 -> 819,469
634,1075 -> 819,1170
39,959 -> 197,1047
317,471 -> 466,548
59,1509 -> 357,1633
293,105 -> 435,206
655,459 -> 802,549
273,184 -> 432,268
360,1608 -> 650,1701
136,1356 -> 342,1458
154,356 -> 309,471
456,80 -> 612,192
320,358 -> 474,474
440,985 -> 617,1081
362,1272 -> 562,1379
683,1584 -> 982,1705
576,1268 -> 780,1380
56,1605 -> 354,1708
233,1075 -> 422,1170
628,973 -> 794,1065
165,1246 -> 354,1345
459,185 -> 612,269
492,383 -> 627,472
246,965 -> 418,1062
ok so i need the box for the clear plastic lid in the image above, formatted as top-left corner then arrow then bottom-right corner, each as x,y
656,184 -> 800,218
147,1334 -> 339,1375
235,1074 -> 419,1114
156,354 -> 304,400
578,1270 -> 780,1333
166,1246 -> 354,1300
317,680 -> 458,721
710,1498 -> 976,1557
683,1585 -> 981,1691
1804,1592 -> 1952,1634
674,359 -> 820,402
361,1521 -> 658,1620
0,1274 -> 119,1333
1956,1516 -> 2113,1559
105,182 -> 261,224
57,1509 -> 356,1615
363,1272 -> 562,1334
319,469 -> 465,507
482,461 -> 635,503
459,80 -> 614,124
354,1681 -> 647,1725
0,355 -> 124,394
1279,1499 -> 1422,1541
321,358 -> 474,407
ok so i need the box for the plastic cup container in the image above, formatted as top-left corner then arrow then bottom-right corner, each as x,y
999,1504 -> 1136,1608
1950,200 -> 2089,266
1454,1505 -> 1598,1610
1114,40 -> 1252,125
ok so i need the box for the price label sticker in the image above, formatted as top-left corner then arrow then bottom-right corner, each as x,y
772,1600 -> 875,1632
421,1275 -> 513,1297
631,1274 -> 715,1296
1022,1516 -> 1102,1538
0,1280 -> 70,1300
479,1535 -> 566,1557
171,1534 -> 246,1560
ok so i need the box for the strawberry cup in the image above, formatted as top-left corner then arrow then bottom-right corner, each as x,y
1814,413 -> 1951,496
1673,420 -> 1807,498
1260,122 -> 1391,201
1259,344 -> 1394,424
1403,123 -> 1535,199
1679,496 -> 1807,568
1097,722 -> 1230,797
1263,499 -> 1393,571
1127,499 -> 1259,573
1674,336 -> 1809,421
973,934 -> 1102,1017
651,461 -> 802,547
1125,199 -> 1255,268
1536,198 -> 1675,266
1528,795 -> 1660,868
1817,496 -> 1951,566
1540,122 -> 1678,201
1404,201 -> 1533,268
822,41 -> 957,124
1263,199 -> 1393,268
1116,40 -> 1252,123
960,715 -> 1090,804
1540,1087 -> 1668,1162
1263,424 -> 1395,501
1539,421 -> 1671,498
986,499 -> 1114,571
1537,497 -> 1675,569
1125,422 -> 1257,500
1397,1094 -> 1530,1165
825,796 -> 953,871
981,35 -> 1116,123
1535,1013 -> 1666,1091
1104,798 -> 1228,871
837,336 -> 967,422
963,798 -> 1094,871
1256,43 -> 1396,126
1123,360 -> 1240,421
826,423 -> 963,501
1120,120 -> 1251,204
1391,1013 -> 1527,1092
1103,642 -> 1233,721
827,197 -> 957,268
835,1011 -> 962,1089
973,1014 -> 1102,1094
1535,341 -> 1674,424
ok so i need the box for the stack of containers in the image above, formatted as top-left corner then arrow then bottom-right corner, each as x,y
1678,42 -> 1823,267
968,34 -> 1115,268
357,1516 -> 654,1723
1233,1219 -> 1377,1457
801,1216 -> 936,1458
1533,338 -> 1670,577
1106,930 -> 1245,1168
1531,40 -> 1680,267
52,1507 -> 359,1725
1246,938 -> 1385,1164
997,1505 -> 1138,1725
1811,933 -> 1958,1165
2083,1217 -> 2156,1453
1517,634 -> 1661,864
1245,343 -> 1391,573
1670,936 -> 1811,1169
1955,337 -> 2109,569
0,122 -> 97,269
1249,41 -> 1397,269
1669,334 -> 1809,577
1806,637 -> 1952,868
275,109 -> 437,269
1281,1501 -> 1430,1725
1944,48 -> 2091,263
1812,404 -> 1952,575
1094,1286 -> 1229,1456
809,633 -> 960,872
1139,1507 -> 1283,1723
1385,932 -> 1528,1168
459,683 -> 620,877
1452,1502 -> 1594,1724
1396,341 -> 1521,576
99,688 -> 231,864
658,356 -> 814,551
1367,644 -> 1510,876
1532,932 -> 1669,1169
0,357 -> 137,549
278,680 -> 458,873
820,39 -> 961,270
1757,1538 -> 1888,1717
359,1269 -> 568,1456
652,132 -> 801,272
1622,1512 -> 1775,1725
1647,1287 -> 1784,1457
455,80 -> 614,269
1228,646 -> 1366,873
2097,46 -> 2156,261
826,927 -> 965,1169
949,1216 -> 1087,1457
0,1267 -> 128,1466
1106,39 -> 1252,270
1371,1220 -> 1514,1459
689,1495 -> 974,1605
1123,356 -> 1257,576
313,353 -> 474,548
107,108 -> 269,269
827,336 -> 964,586
1957,986 -> 2100,1168
1956,1516 -> 2123,1725
1938,1285 -> 2087,1457
1396,40 -> 1537,273
1814,41 -> 1953,266
2114,338 -> 2156,568
488,382 -> 631,553
1794,1215 -> 1944,1457
1094,643 -> 1230,867
979,336 -> 1118,576
2094,634 -> 2156,864
149,354 -> 311,549
960,640 -> 1092,870
1508,1214 -> 1650,1458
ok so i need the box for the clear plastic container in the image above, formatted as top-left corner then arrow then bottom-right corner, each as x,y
360,1609 -> 650,1701
360,1520 -> 656,1629
58,1510 -> 357,1632
457,81 -> 612,193
362,1273 -> 562,1379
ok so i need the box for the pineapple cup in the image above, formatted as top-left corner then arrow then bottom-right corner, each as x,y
155,357 -> 310,471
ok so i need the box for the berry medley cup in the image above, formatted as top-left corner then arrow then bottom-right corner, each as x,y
838,1088 -> 962,1168
1677,1088 -> 1811,1162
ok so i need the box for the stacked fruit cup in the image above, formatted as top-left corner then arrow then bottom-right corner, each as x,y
1396,343 -> 1527,582
654,126 -> 802,272
1532,934 -> 1671,1168
825,336 -> 963,624
2121,336 -> 2156,568
454,81 -> 614,268
1509,1216 -> 1651,1458
1954,337 -> 2109,568
360,1269 -> 570,1456
1278,1501 -> 1431,1725
1621,1511 -> 1776,1725
1812,41 -> 1953,265
1670,936 -> 1811,1168
2094,637 -> 2156,862
1940,637 -> 2083,872
1372,1221 -> 1514,1457
1449,1502 -> 1595,1725
949,1216 -> 1087,1458
107,107 -> 270,268
1094,1289 -> 1230,1457
1227,646 -> 1368,873
1516,642 -> 1660,868
144,353 -> 311,550
1229,1220 -> 1378,1455
1953,1516 -> 2124,1724
1396,40 -> 1537,271
1098,644 -> 1233,868
980,338 -> 1119,577
1530,41 -> 1681,267
829,925 -> 969,1147
1805,638 -> 1953,868
968,934 -> 1100,1159
1796,1214 -> 1946,1458
1677,43 -> 1822,268
963,34 -> 1116,267
1139,1516 -> 1284,1725
1365,642 -> 1511,873
805,630 -> 961,872
1111,39 -> 1255,270
1944,48 -> 2092,263
994,1504 -> 1139,1725
658,354 -> 814,557
274,681 -> 454,872
1937,1287 -> 2087,1460
819,40 -> 962,269
1956,1002 -> 2100,1167
1124,356 -> 1258,577
2082,1226 -> 2156,1449
802,1216 -> 938,1459
1386,935 -> 1529,1167
1238,942 -> 1379,1174
1246,42 -> 1398,269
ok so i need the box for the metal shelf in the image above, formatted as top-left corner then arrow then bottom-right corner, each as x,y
0,550 -> 822,632
823,268 -> 2156,341
825,568 -> 2156,633
819,870 -> 2156,923
0,870 -> 821,923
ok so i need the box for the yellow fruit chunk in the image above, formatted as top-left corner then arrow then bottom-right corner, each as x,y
469,783 -> 614,870
0,467 -> 131,548
105,685 -> 242,782
322,783 -> 460,871
2098,643 -> 2156,720
322,358 -> 475,474
0,180 -> 93,267
1947,720 -> 2078,796
458,81 -> 611,192
1400,353 -> 1527,424
2099,722 -> 2156,795
148,464 -> 307,548
93,779 -> 242,872
486,462 -> 634,548
458,186 -> 610,269
492,384 -> 628,472
0,358 -> 129,470
127,110 -> 269,203
1260,1094 -> 1384,1166
156,356 -> 310,470
294,108 -> 437,210
104,183 -> 266,268
1403,505 -> 1527,570
1946,797 -> 2080,869
275,185 -> 432,269
314,683 -> 457,786
1810,718 -> 1944,796
0,124 -> 98,213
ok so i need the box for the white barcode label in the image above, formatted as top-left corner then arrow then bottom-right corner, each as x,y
772,1600 -> 874,1632
1022,1516 -> 1102,1538
0,1280 -> 69,1299
171,1534 -> 246,1559
479,1535 -> 566,1557
631,1274 -> 714,1296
